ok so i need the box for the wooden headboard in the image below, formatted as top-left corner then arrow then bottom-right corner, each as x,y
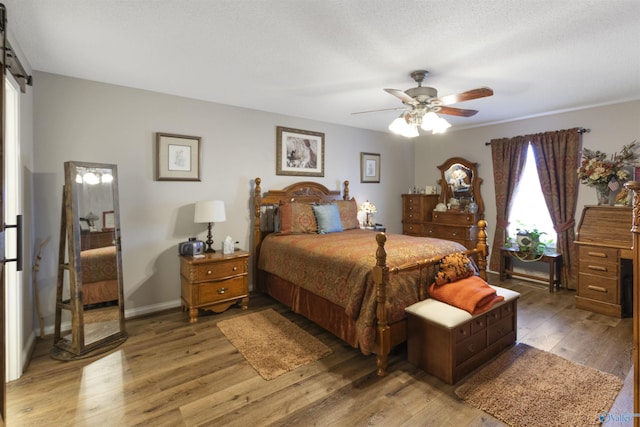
252,177 -> 350,281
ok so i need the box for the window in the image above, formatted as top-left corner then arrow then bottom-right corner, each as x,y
507,144 -> 557,247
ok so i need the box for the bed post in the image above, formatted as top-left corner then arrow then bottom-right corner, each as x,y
253,177 -> 263,291
476,219 -> 488,281
373,232 -> 390,376
343,180 -> 350,200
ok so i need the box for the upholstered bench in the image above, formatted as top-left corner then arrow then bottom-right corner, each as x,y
405,285 -> 520,384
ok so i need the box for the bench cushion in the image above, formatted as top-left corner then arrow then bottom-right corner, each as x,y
405,285 -> 520,329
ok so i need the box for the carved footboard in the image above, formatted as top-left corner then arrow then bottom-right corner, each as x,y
372,220 -> 488,376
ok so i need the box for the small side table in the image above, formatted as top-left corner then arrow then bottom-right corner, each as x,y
179,250 -> 250,323
499,247 -> 563,292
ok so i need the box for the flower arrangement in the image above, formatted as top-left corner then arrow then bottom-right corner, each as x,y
576,141 -> 638,188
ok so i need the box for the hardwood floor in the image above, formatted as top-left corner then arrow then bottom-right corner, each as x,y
7,275 -> 634,426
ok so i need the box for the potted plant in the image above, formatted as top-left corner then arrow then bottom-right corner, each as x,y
511,221 -> 548,256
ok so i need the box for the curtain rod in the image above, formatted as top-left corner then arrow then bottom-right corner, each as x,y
484,127 -> 590,146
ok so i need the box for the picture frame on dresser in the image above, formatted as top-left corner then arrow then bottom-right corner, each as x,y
276,126 -> 325,177
360,152 -> 381,183
103,210 -> 115,231
155,132 -> 201,181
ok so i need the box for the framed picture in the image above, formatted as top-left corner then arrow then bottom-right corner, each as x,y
360,152 -> 381,183
156,132 -> 201,181
79,218 -> 91,232
276,126 -> 324,177
103,210 -> 115,231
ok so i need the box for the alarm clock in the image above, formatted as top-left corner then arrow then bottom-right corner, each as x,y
179,238 -> 205,256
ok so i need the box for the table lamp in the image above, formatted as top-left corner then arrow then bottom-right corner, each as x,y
194,200 -> 226,253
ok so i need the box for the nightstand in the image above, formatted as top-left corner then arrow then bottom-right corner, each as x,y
179,250 -> 249,323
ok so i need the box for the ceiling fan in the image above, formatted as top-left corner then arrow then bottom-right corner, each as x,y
353,70 -> 493,137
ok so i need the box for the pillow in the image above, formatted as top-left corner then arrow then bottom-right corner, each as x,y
334,198 -> 360,230
434,253 -> 475,286
278,202 -> 317,235
312,203 -> 344,234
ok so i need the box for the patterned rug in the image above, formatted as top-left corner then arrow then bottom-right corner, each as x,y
454,343 -> 624,426
217,309 -> 332,380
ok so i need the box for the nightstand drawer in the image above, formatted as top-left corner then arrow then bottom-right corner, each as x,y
198,275 -> 247,302
194,258 -> 246,281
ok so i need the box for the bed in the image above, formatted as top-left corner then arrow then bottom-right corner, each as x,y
81,245 -> 119,306
252,178 -> 488,376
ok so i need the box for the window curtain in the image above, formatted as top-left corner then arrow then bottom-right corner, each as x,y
529,128 -> 581,289
489,137 -> 529,271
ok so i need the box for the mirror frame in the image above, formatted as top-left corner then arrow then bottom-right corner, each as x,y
437,157 -> 484,215
51,161 -> 127,360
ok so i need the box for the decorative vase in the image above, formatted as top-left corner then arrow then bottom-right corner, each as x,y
595,184 -> 611,206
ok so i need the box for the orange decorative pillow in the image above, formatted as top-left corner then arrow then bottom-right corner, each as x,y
335,198 -> 359,230
278,202 -> 317,234
434,253 -> 475,286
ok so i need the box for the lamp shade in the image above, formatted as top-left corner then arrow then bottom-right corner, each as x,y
194,200 -> 226,223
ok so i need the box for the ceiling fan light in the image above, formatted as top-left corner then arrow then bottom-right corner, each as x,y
432,117 -> 452,134
421,111 -> 440,131
389,115 -> 413,136
403,125 -> 419,138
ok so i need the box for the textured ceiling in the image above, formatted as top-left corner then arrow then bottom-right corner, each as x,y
4,0 -> 640,134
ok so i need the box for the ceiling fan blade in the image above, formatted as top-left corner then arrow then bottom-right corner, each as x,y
351,106 -> 409,115
437,106 -> 479,117
384,88 -> 418,105
437,87 -> 494,106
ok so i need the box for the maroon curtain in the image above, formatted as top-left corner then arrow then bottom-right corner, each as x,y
489,137 -> 529,271
529,128 -> 581,289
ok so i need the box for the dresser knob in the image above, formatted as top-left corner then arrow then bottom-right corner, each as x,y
207,270 -> 212,275
217,287 -> 228,294
233,266 -> 238,271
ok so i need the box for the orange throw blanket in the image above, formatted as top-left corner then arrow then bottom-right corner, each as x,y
429,275 -> 504,315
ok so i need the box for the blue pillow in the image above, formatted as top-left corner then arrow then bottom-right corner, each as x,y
312,204 -> 343,234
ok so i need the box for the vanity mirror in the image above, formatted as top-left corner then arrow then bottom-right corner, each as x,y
51,161 -> 127,360
438,157 -> 484,215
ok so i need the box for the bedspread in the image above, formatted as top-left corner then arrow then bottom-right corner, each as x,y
81,246 -> 117,283
258,229 -> 467,353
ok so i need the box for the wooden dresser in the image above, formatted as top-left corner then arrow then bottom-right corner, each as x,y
428,211 -> 479,249
180,250 -> 250,322
401,194 -> 439,236
401,194 -> 479,249
575,206 -> 633,318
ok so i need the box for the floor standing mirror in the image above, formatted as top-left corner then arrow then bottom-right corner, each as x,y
51,161 -> 127,360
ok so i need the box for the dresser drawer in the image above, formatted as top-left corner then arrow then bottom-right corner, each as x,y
198,275 -> 247,302
486,301 -> 515,325
432,211 -> 478,226
578,259 -> 618,278
578,246 -> 618,263
193,258 -> 247,281
455,331 -> 486,365
425,223 -> 472,241
453,322 -> 471,343
470,315 -> 487,334
578,273 -> 618,304
403,223 -> 423,235
488,315 -> 514,345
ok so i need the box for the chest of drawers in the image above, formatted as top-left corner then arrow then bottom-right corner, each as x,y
180,250 -> 249,322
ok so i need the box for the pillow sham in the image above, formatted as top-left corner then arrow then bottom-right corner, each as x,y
312,203 -> 344,234
334,198 -> 360,230
278,202 -> 318,235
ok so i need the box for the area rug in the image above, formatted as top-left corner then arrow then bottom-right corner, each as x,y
454,343 -> 623,427
217,309 -> 332,380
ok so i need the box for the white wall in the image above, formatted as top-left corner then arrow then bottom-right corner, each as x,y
32,72 -> 415,329
415,100 -> 640,273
